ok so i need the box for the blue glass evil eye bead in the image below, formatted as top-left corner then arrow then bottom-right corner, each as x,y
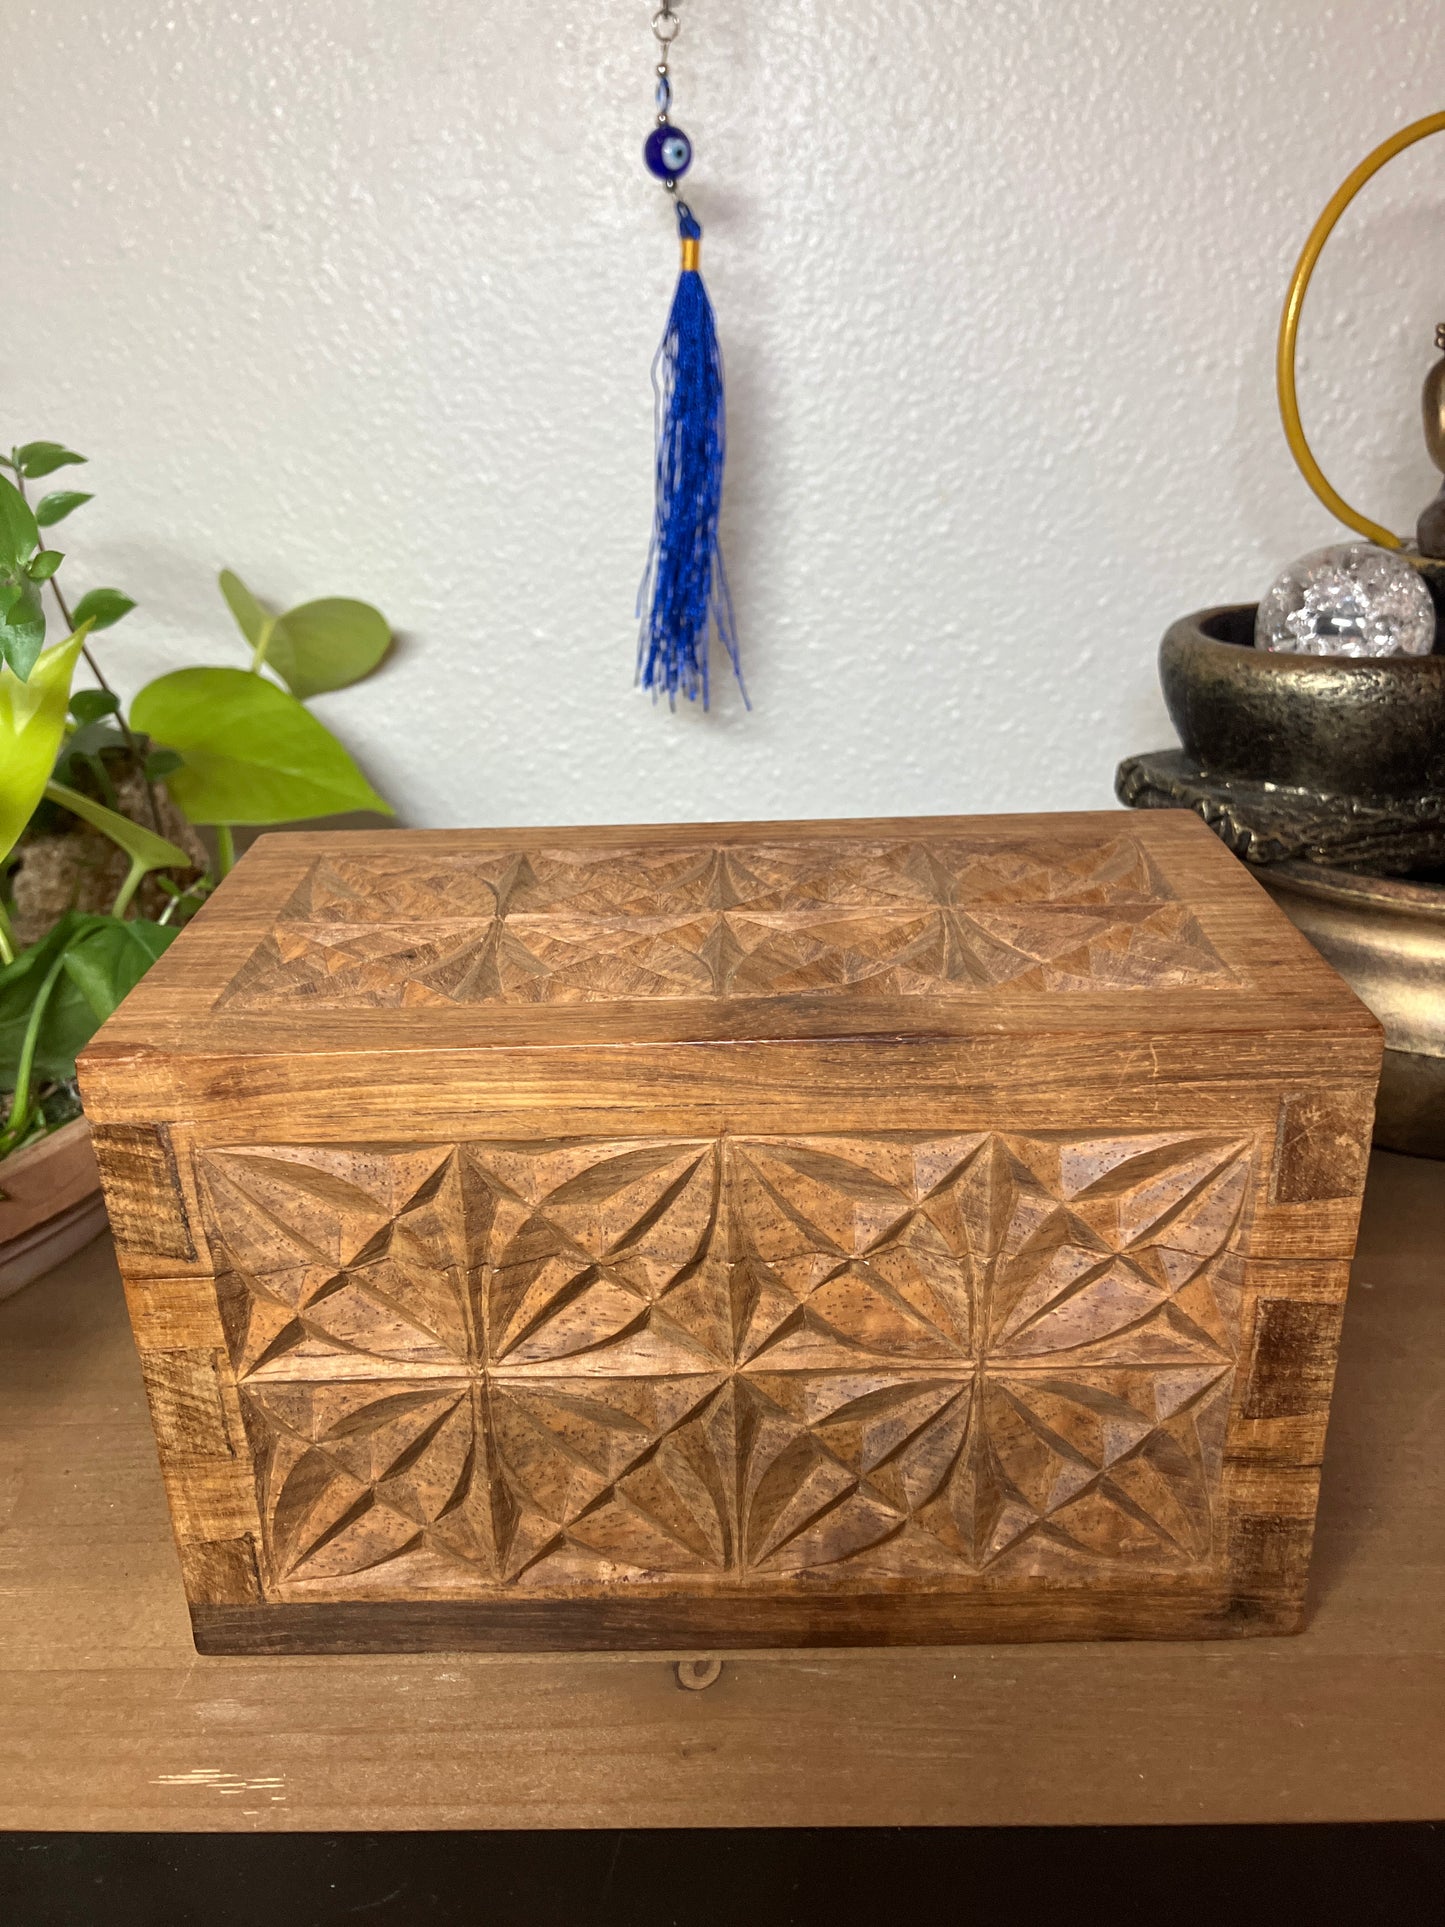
644,123 -> 692,180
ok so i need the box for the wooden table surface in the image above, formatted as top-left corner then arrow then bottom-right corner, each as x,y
2,1150 -> 1442,1832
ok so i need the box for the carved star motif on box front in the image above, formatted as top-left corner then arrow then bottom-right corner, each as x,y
201,1128 -> 1251,1596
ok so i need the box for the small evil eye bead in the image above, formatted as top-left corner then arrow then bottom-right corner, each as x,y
644,123 -> 692,180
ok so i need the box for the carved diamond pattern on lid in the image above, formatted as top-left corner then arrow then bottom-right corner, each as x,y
276,852 -> 522,923
217,834 -> 1232,1009
204,1129 -> 1251,1596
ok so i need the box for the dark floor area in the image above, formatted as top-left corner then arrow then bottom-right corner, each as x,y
2,1824 -> 1442,1926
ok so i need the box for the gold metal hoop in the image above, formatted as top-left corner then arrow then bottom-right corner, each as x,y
1277,110 -> 1445,550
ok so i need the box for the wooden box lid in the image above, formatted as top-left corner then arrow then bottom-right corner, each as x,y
82,811 -> 1376,1057
79,810 -> 1382,1141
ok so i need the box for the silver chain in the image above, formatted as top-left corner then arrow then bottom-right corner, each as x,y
652,1 -> 682,106
650,2 -> 684,193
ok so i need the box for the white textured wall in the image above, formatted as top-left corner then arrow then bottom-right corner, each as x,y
7,2 -> 1445,828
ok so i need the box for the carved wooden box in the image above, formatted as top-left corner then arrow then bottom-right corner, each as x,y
77,812 -> 1382,1654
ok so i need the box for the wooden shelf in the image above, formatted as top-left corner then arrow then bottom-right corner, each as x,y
1,1150 -> 1442,1831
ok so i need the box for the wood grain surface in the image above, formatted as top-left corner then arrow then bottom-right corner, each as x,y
0,1150 -> 1440,1829
75,813 -> 1383,1651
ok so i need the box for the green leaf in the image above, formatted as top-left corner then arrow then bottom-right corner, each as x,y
0,911 -> 175,1086
144,748 -> 183,781
130,666 -> 391,825
0,917 -> 90,1084
0,473 -> 40,569
68,687 -> 120,726
35,489 -> 93,528
60,916 -> 176,1023
16,442 -> 86,480
0,477 -> 44,674
51,718 -> 125,795
43,781 -> 193,873
267,597 -> 392,700
0,625 -> 89,867
218,568 -> 269,647
26,549 -> 63,582
70,587 -> 135,631
0,576 -> 46,679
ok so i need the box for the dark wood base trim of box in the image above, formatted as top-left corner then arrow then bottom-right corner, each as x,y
190,1586 -> 1303,1655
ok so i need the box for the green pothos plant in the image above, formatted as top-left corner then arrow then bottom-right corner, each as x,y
0,437 -> 394,1163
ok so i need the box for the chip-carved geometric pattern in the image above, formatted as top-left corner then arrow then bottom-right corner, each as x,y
216,835 -> 1235,1009
196,1131 -> 1252,1598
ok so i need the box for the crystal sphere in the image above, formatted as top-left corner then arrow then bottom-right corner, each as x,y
1256,543 -> 1436,658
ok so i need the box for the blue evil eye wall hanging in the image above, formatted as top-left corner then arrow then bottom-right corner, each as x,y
635,2 -> 745,709
644,123 -> 692,181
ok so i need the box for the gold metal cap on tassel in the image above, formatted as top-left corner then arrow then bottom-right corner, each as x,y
680,236 -> 700,272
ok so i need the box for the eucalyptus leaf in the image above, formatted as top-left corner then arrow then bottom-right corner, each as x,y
268,596 -> 392,699
0,473 -> 40,568
218,568 -> 269,647
130,666 -> 391,825
0,625 -> 90,868
68,687 -> 120,726
27,550 -> 63,582
44,780 -> 193,873
69,587 -> 135,631
16,442 -> 86,480
35,490 -> 93,528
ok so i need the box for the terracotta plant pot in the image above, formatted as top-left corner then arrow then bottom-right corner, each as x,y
0,1116 -> 107,1302
1159,603 -> 1445,798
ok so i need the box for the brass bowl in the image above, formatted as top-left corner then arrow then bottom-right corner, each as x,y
1259,860 -> 1445,1157
1160,604 -> 1445,799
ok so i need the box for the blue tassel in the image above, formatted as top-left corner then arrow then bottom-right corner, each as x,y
637,203 -> 747,708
